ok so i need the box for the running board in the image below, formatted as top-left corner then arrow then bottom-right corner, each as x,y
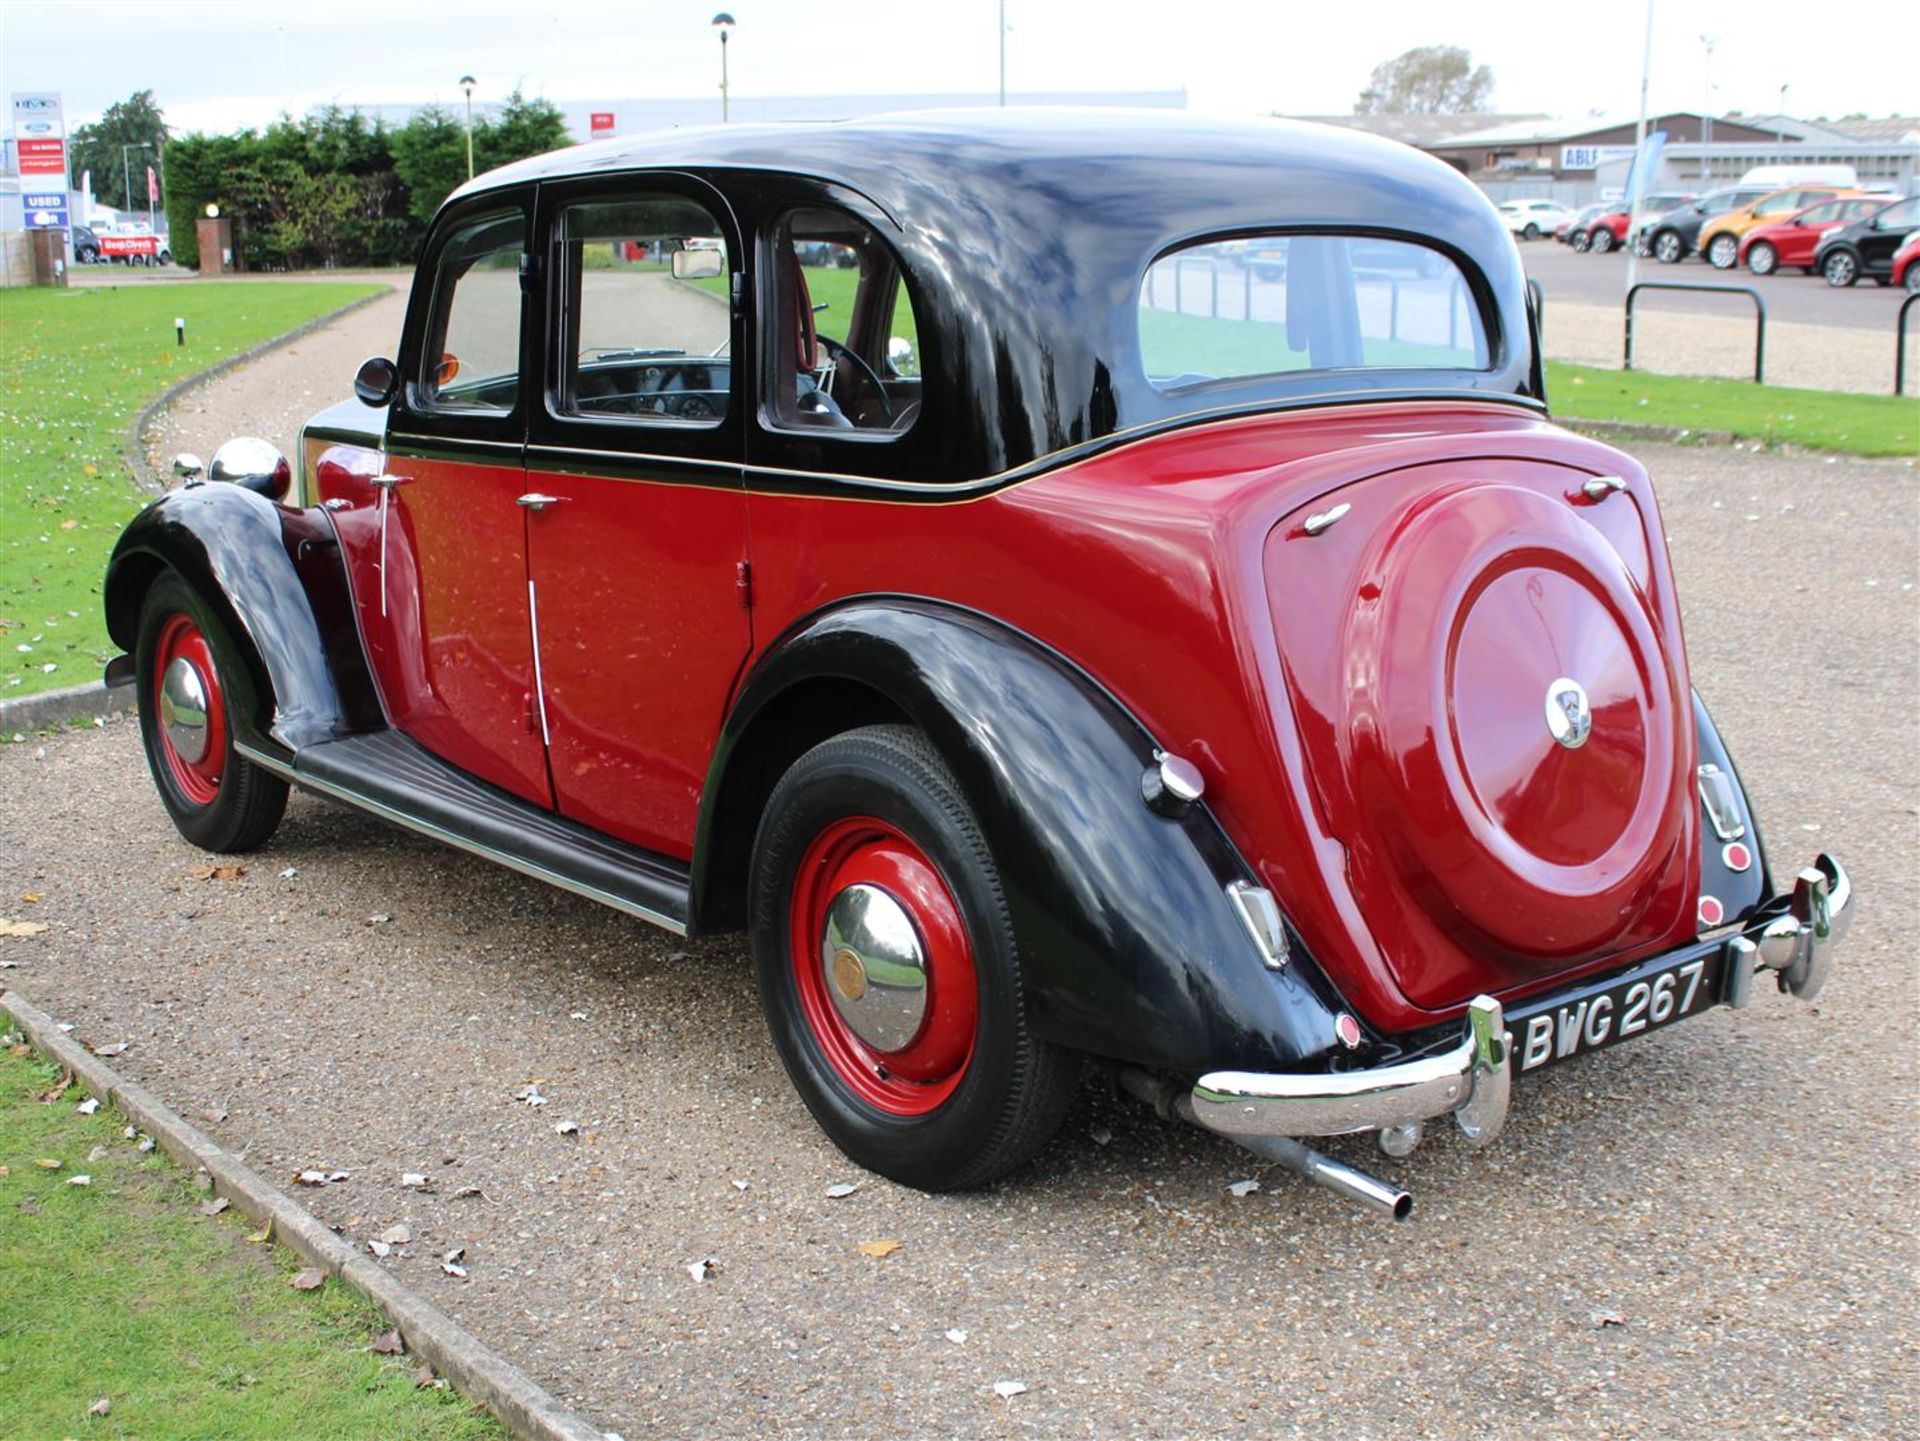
239,730 -> 692,935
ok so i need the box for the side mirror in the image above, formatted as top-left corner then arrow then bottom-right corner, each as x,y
171,453 -> 204,483
208,437 -> 292,502
354,355 -> 400,407
887,335 -> 919,378
671,247 -> 724,280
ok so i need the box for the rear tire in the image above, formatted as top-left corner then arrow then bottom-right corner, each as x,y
1523,223 -> 1540,241
749,725 -> 1077,1191
135,571 -> 288,853
1590,228 -> 1615,254
1653,231 -> 1684,263
1747,241 -> 1778,276
1706,234 -> 1740,269
1823,250 -> 1859,287
1906,266 -> 1920,294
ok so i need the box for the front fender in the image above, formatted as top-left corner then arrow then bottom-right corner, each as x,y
698,600 -> 1346,1075
104,483 -> 376,752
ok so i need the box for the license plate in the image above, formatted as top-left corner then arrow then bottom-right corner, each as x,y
1509,947 -> 1726,1075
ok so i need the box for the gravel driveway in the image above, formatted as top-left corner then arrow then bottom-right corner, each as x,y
4,438 -> 1915,1437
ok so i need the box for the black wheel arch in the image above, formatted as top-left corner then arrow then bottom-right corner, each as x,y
693,597 -> 1349,1075
104,483 -> 380,755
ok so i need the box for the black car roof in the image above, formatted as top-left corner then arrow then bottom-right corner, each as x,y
449,108 -> 1540,483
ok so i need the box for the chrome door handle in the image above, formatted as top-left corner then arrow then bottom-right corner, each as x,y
370,473 -> 410,490
516,493 -> 563,511
1581,475 -> 1628,501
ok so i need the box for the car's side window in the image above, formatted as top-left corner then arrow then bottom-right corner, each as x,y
418,212 -> 524,415
764,206 -> 923,436
553,197 -> 733,426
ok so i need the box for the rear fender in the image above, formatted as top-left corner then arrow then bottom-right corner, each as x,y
104,484 -> 378,754
695,599 -> 1347,1074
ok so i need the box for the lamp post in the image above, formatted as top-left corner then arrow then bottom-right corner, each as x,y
459,75 -> 477,179
1698,35 -> 1716,155
1777,85 -> 1788,147
121,142 -> 153,224
712,14 -> 735,123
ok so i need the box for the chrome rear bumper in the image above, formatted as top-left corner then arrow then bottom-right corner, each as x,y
1188,853 -> 1853,1154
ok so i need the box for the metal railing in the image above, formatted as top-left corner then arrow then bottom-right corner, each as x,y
1625,282 -> 1767,384
1896,292 -> 1919,398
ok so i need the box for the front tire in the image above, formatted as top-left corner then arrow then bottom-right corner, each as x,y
1823,250 -> 1859,287
749,725 -> 1077,1191
1905,266 -> 1920,294
1653,231 -> 1685,263
135,572 -> 288,853
1747,241 -> 1778,276
1570,229 -> 1592,253
1523,223 -> 1541,241
1706,234 -> 1740,269
1590,228 -> 1616,254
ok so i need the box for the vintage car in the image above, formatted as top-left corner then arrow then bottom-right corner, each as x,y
1739,196 -> 1895,275
1813,194 -> 1920,286
1694,185 -> 1859,270
102,112 -> 1852,1220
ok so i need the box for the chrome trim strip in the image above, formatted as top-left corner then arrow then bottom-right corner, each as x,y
526,580 -> 551,747
234,740 -> 689,936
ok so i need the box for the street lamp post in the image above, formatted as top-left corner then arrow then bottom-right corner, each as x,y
712,14 -> 735,123
459,75 -> 477,179
1777,85 -> 1788,147
121,142 -> 153,223
1698,35 -> 1717,156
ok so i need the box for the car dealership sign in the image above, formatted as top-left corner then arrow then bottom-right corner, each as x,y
1560,144 -> 1637,172
11,91 -> 69,230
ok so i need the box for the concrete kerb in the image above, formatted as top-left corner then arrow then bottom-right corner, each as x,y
0,681 -> 135,733
0,987 -> 618,1441
121,284 -> 394,493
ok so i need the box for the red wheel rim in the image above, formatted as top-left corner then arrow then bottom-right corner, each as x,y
789,816 -> 978,1116
152,613 -> 226,807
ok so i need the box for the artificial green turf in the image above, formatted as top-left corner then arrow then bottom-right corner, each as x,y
0,1047 -> 503,1439
1545,361 -> 1919,458
0,281 -> 383,701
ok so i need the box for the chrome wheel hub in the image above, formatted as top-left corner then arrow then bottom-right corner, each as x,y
820,883 -> 928,1052
1544,676 -> 1592,750
159,656 -> 211,764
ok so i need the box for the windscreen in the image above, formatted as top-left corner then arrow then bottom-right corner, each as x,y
1139,235 -> 1489,392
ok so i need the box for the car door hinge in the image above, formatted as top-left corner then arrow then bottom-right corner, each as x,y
518,253 -> 540,293
735,560 -> 753,609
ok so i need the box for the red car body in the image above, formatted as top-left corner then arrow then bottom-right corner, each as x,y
104,112 -> 1852,1212
1894,231 -> 1920,290
1739,197 -> 1893,275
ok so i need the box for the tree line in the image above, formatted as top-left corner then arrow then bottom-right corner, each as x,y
74,90 -> 570,271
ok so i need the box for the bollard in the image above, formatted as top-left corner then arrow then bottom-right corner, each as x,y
175,317 -> 185,347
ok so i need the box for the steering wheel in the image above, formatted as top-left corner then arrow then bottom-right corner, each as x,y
815,335 -> 895,425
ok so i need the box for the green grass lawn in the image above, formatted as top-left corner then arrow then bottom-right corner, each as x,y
691,263 -> 921,353
0,281 -> 383,702
1546,361 -> 1918,458
0,1046 -> 502,1438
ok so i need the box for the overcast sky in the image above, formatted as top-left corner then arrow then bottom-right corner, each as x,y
1,0 -> 1909,136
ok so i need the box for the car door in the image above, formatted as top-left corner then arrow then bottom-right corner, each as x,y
1861,198 -> 1920,271
522,174 -> 752,858
360,195 -> 551,807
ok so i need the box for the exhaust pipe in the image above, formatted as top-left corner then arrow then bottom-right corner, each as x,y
1118,1067 -> 1414,1222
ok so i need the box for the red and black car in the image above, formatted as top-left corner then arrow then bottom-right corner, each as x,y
103,112 -> 1851,1219
1813,195 -> 1920,287
1740,196 -> 1895,275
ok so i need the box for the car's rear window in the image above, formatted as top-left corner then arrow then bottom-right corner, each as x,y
1139,235 -> 1488,391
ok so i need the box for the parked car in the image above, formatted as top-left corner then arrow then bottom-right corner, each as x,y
71,224 -> 101,264
1894,230 -> 1920,292
1641,187 -> 1774,263
1697,186 -> 1861,269
1498,199 -> 1575,240
1583,193 -> 1696,254
1814,195 -> 1920,286
1740,197 -> 1892,276
1560,203 -> 1609,250
101,112 -> 1852,1217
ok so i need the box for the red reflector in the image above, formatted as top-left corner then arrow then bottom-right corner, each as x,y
1723,842 -> 1752,873
1698,895 -> 1725,928
1334,1012 -> 1363,1049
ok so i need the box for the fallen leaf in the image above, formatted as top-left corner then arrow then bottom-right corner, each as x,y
513,1085 -> 548,1108
554,1120 -> 579,1136
289,1268 -> 326,1291
89,1397 -> 111,1416
367,912 -> 391,925
1592,1310 -> 1626,1329
60,519 -> 79,531
89,1147 -> 110,1162
992,1380 -> 1028,1400
1088,1125 -> 1113,1146
730,1179 -> 749,1192
367,1239 -> 391,1258
67,1174 -> 91,1187
90,1041 -> 129,1057
278,866 -> 298,879
825,1181 -> 861,1199
686,1255 -> 719,1282
946,1328 -> 968,1344
326,1170 -> 349,1183
0,919 -> 50,938
76,1097 -> 100,1114
856,1239 -> 902,1259
400,1172 -> 432,1190
247,1218 -> 274,1245
0,1166 -> 8,1179
371,1329 -> 405,1355
294,1169 -> 330,1186
136,1136 -> 155,1153
441,1254 -> 468,1279
449,1184 -> 485,1200
200,1197 -> 230,1216
413,1364 -> 438,1388
188,864 -> 246,881
33,1158 -> 60,1170
1227,1179 -> 1261,1198
37,1068 -> 72,1100
20,891 -> 44,903
380,1224 -> 411,1245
